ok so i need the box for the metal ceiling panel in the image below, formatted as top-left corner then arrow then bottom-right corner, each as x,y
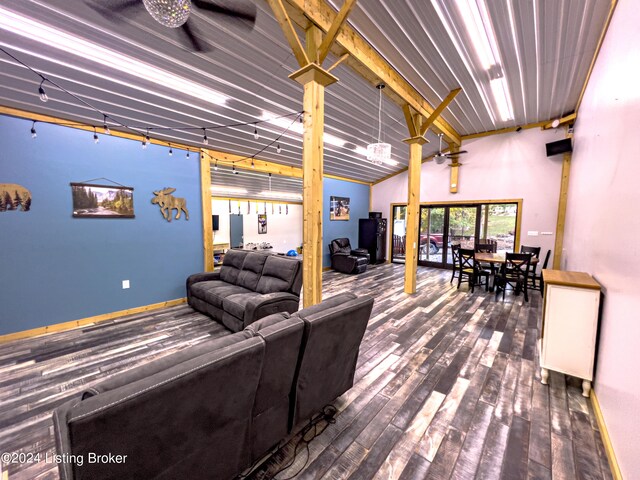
0,0 -> 613,184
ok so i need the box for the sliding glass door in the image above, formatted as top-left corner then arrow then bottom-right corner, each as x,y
391,205 -> 407,264
417,201 -> 519,268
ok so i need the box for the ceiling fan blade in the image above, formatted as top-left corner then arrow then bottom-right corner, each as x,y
179,21 -> 210,52
445,150 -> 468,156
85,0 -> 142,20
192,0 -> 257,25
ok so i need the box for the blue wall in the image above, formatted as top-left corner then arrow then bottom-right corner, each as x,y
0,116 -> 204,335
323,177 -> 370,267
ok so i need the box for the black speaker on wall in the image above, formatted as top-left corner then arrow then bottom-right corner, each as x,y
546,138 -> 572,157
212,214 -> 219,231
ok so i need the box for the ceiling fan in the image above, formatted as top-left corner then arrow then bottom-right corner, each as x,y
86,0 -> 257,52
428,133 -> 468,165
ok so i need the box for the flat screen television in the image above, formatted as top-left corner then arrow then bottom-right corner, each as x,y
212,214 -> 219,231
546,138 -> 572,157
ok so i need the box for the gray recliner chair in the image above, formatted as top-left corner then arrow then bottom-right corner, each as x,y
328,238 -> 369,274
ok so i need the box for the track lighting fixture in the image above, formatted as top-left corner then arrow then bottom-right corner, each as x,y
276,144 -> 281,154
93,128 -> 99,144
202,128 -> 208,145
30,121 -> 37,138
103,115 -> 111,135
254,124 -> 259,140
38,80 -> 48,102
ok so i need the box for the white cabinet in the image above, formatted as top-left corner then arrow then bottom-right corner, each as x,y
539,270 -> 601,397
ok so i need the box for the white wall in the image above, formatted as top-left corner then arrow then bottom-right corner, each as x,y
372,126 -> 566,255
212,199 -> 302,253
562,1 -> 640,476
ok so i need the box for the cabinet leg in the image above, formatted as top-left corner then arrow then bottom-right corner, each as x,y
541,368 -> 549,385
582,380 -> 591,398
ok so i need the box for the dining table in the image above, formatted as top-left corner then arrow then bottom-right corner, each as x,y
474,252 -> 539,292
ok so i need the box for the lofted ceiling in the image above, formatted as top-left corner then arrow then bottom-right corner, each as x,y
0,0 -> 612,187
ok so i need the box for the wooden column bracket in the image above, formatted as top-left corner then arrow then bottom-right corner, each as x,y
266,0 -> 310,67
317,0 -> 357,64
420,88 -> 461,137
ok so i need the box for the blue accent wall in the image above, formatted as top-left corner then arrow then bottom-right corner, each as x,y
0,116 -> 203,335
323,177 -> 370,267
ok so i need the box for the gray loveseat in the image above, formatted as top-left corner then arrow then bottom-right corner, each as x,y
187,249 -> 302,332
53,292 -> 374,480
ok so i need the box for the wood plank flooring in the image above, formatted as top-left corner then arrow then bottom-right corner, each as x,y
0,264 -> 612,480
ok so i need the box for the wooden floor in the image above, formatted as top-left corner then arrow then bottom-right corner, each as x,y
0,264 -> 612,480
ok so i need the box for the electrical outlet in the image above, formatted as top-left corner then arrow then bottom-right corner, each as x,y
122,280 -> 130,289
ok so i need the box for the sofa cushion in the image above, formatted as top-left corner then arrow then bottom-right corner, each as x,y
223,292 -> 265,320
256,256 -> 300,294
219,249 -> 249,285
237,253 -> 268,291
191,281 -> 252,309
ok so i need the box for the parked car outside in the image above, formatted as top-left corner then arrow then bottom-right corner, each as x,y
420,233 -> 444,255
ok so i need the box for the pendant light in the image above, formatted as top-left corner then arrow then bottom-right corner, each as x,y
367,84 -> 392,165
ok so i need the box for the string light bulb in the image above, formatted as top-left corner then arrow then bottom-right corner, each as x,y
93,127 -> 99,144
214,160 -> 218,171
233,164 -> 239,174
186,150 -> 190,159
30,121 -> 37,139
276,143 -> 281,154
103,115 -> 111,135
253,124 -> 259,140
142,129 -> 149,149
169,145 -> 173,156
38,80 -> 48,102
202,128 -> 208,145
251,159 -> 255,169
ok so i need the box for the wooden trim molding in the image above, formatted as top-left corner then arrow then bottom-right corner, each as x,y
591,391 -> 623,480
0,299 -> 187,344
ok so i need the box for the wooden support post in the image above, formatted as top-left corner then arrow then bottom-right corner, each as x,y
404,138 -> 426,294
449,143 -> 460,193
200,150 -> 214,272
290,61 -> 338,307
553,147 -> 572,269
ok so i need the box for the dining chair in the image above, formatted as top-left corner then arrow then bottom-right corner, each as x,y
530,249 -> 552,293
475,242 -> 497,278
520,245 -> 541,258
450,243 -> 461,284
495,252 -> 532,302
458,248 -> 489,293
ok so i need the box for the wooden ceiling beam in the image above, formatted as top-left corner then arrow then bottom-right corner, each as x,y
266,0 -> 310,68
420,87 -> 461,137
282,0 -> 461,146
317,0 -> 357,64
542,113 -> 577,130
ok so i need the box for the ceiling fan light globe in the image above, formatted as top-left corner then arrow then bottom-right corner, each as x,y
143,0 -> 191,28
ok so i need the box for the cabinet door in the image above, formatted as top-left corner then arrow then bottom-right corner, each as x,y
541,285 -> 600,380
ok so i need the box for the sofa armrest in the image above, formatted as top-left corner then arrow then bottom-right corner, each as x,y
244,292 -> 301,328
186,271 -> 221,300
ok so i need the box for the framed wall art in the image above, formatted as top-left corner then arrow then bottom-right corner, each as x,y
329,196 -> 350,221
258,213 -> 267,234
70,182 -> 134,218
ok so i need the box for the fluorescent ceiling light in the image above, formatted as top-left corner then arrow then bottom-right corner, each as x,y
258,191 -> 302,200
0,7 -> 227,106
490,77 -> 513,122
455,0 -> 500,70
210,186 -> 247,195
261,112 -> 346,147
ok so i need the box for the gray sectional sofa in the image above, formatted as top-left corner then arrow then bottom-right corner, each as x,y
187,249 -> 302,332
53,292 -> 374,480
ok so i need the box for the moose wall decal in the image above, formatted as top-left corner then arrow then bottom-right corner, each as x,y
151,187 -> 189,222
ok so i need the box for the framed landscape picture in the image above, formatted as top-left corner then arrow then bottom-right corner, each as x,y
330,196 -> 350,221
70,183 -> 135,218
